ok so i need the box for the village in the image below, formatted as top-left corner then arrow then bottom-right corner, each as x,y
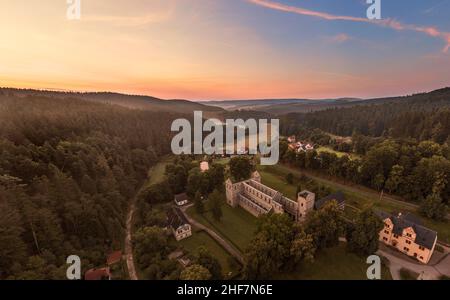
82,148 -> 449,280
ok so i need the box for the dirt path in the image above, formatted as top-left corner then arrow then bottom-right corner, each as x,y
180,205 -> 245,265
125,199 -> 138,280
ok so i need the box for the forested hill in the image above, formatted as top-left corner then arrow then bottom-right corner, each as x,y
281,88 -> 450,143
206,87 -> 450,115
0,88 -> 224,115
0,93 -> 180,279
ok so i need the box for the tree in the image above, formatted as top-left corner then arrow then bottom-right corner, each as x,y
209,189 -> 223,222
420,172 -> 449,220
385,165 -> 404,194
372,173 -> 385,191
187,168 -> 209,197
346,209 -> 384,256
286,173 -> 294,184
289,226 -> 316,267
305,150 -> 318,169
194,191 -> 204,215
196,247 -> 222,280
166,164 -> 187,194
208,164 -> 225,192
229,156 -> 253,182
244,214 -> 294,279
139,180 -> 173,204
134,226 -> 168,268
305,201 -> 345,250
0,196 -> 27,277
420,193 -> 448,221
180,264 -> 212,280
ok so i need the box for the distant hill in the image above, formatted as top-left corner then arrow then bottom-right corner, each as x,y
202,98 -> 361,114
202,88 -> 450,115
280,87 -> 450,142
0,88 -> 224,116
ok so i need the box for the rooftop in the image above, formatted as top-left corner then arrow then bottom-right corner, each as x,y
174,193 -> 189,203
106,250 -> 122,265
314,191 -> 345,210
85,268 -> 111,280
375,210 -> 437,249
167,207 -> 190,229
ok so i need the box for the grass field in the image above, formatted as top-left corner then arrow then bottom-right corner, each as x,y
257,163 -> 450,243
277,243 -> 392,280
187,203 -> 258,252
214,158 -> 231,165
258,169 -> 298,200
317,146 -> 361,160
172,230 -> 240,278
148,158 -> 171,185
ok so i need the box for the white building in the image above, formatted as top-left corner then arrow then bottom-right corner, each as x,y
167,207 -> 192,241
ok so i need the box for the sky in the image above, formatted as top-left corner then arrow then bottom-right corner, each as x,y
0,0 -> 449,100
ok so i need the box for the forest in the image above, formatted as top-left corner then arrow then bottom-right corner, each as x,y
280,88 -> 450,144
0,93 -> 179,279
0,87 -> 449,280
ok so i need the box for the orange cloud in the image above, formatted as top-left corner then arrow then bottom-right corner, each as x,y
330,33 -> 351,43
247,0 -> 450,52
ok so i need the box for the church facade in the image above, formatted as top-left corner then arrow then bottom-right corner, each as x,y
225,171 -> 344,223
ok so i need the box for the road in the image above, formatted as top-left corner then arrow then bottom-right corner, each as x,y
180,205 -> 245,265
377,247 -> 450,280
124,198 -> 138,280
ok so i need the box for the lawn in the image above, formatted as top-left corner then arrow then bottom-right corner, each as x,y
214,158 -> 231,165
317,146 -> 361,160
187,203 -> 259,252
276,243 -> 392,280
258,169 -> 298,200
148,159 -> 171,185
172,230 -> 240,278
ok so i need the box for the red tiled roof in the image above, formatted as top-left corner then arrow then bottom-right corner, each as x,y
85,268 -> 111,280
107,250 -> 123,265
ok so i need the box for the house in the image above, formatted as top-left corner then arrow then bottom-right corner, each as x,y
225,171 -> 345,223
174,193 -> 189,206
106,251 -> 122,266
296,142 -> 314,152
200,161 -> 210,172
314,192 -> 345,210
376,211 -> 438,264
167,207 -> 192,241
178,256 -> 192,268
85,267 -> 111,280
287,140 -> 314,153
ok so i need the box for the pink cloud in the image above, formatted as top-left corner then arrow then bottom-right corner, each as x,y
330,33 -> 351,43
247,0 -> 450,53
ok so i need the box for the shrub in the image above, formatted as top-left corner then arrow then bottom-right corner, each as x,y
399,268 -> 419,280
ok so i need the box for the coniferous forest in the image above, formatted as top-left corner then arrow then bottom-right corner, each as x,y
0,87 -> 449,280
0,92 -> 178,279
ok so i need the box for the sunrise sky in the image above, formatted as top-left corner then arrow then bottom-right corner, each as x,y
1,0 -> 449,100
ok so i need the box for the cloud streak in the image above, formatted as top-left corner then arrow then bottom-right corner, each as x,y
82,13 -> 172,26
247,0 -> 450,52
329,33 -> 352,44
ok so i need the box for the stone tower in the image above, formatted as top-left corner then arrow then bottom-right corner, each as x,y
251,171 -> 261,183
225,179 -> 241,207
297,190 -> 316,222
